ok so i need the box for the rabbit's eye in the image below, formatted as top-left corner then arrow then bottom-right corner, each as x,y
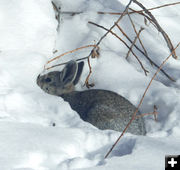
45,78 -> 51,82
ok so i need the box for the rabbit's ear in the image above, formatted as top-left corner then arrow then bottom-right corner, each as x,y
73,61 -> 84,85
60,60 -> 78,86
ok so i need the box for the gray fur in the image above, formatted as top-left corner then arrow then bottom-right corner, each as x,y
37,60 -> 146,135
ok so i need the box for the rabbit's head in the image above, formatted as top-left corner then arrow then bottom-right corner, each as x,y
37,60 -> 84,96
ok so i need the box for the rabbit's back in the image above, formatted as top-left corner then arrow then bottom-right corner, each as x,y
61,89 -> 146,135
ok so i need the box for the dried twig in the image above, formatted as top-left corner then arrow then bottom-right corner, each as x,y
135,105 -> 158,121
52,1 -> 59,13
134,2 -> 180,13
52,1 -> 60,20
92,0 -> 133,48
104,43 -> 180,159
132,0 -> 177,59
84,57 -> 95,88
83,46 -> 100,87
99,2 -> 180,15
126,27 -> 144,59
127,11 -> 149,63
135,111 -> 158,120
115,23 -> 175,82
61,2 -> 180,16
45,45 -> 96,69
61,11 -> 82,16
88,21 -> 149,76
83,0 -> 133,86
129,8 -> 154,25
46,56 -> 89,70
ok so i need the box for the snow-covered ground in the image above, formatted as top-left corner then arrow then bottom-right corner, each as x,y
0,0 -> 180,170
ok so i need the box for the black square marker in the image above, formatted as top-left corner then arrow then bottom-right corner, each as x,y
165,155 -> 180,170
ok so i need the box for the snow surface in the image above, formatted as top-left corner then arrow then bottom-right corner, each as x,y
0,0 -> 180,170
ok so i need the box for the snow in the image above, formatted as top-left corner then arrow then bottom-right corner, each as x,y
0,0 -> 180,170
0,0 -> 57,54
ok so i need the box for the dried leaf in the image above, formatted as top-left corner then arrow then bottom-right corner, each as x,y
91,46 -> 100,58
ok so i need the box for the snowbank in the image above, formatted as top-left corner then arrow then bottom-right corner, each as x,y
0,0 -> 180,170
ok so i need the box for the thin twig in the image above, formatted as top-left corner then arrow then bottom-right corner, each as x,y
84,57 -> 95,88
132,0 -> 177,59
135,1 -> 180,13
52,1 -> 59,13
127,11 -> 150,63
82,0 -> 133,86
135,111 -> 158,120
45,56 -> 89,70
94,0 -> 133,48
88,21 -> 149,75
129,8 -> 154,25
135,105 -> 158,121
115,23 -> 175,82
126,27 -> 144,59
129,8 -> 160,30
61,11 -> 82,16
51,1 -> 60,21
45,45 -> 96,69
99,2 -> 180,15
104,42 -> 180,159
61,2 -> 180,16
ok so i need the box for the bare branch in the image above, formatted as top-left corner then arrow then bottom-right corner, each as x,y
136,2 -> 180,13
127,11 -> 149,62
88,21 -> 149,76
126,27 -> 144,59
132,0 -> 177,59
61,2 -> 180,16
82,0 -> 133,86
135,105 -> 158,121
115,23 -> 175,82
94,0 -> 133,48
84,57 -> 95,88
45,45 -> 96,69
104,42 -> 180,159
45,56 -> 89,70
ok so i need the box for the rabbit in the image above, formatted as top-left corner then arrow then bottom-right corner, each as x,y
37,60 -> 146,135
